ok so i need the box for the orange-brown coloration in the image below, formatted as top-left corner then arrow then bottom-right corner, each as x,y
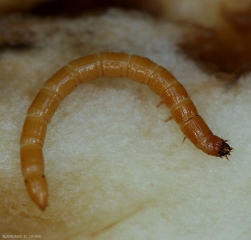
20,52 -> 232,210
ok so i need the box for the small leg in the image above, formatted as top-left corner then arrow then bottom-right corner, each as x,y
165,116 -> 172,122
182,136 -> 187,143
156,101 -> 164,108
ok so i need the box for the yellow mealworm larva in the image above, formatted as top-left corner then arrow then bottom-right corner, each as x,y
20,52 -> 232,210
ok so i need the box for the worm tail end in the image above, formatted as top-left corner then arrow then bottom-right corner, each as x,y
25,173 -> 48,211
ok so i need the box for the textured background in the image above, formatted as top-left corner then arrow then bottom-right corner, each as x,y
0,7 -> 250,240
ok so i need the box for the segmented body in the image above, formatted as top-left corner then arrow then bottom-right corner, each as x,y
20,52 -> 232,210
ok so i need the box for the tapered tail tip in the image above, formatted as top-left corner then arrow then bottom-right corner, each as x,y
25,173 -> 48,210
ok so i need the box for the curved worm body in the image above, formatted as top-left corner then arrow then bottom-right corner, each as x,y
20,52 -> 232,210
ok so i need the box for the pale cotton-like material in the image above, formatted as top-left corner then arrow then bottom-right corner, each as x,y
0,9 -> 250,240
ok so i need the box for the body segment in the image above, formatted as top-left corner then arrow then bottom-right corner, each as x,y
20,52 -> 232,210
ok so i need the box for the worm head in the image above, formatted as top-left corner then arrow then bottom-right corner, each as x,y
217,140 -> 233,160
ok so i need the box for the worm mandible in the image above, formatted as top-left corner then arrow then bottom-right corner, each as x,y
20,52 -> 233,210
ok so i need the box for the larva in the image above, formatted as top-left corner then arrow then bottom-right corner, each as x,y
20,52 -> 232,210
